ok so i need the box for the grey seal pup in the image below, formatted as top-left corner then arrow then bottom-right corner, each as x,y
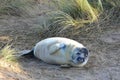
21,37 -> 89,67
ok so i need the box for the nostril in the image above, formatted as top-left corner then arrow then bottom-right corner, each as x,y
82,58 -> 85,62
85,53 -> 88,57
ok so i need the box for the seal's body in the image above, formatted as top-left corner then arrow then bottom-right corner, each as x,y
22,37 -> 89,67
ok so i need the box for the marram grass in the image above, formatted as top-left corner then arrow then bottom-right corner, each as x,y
45,0 -> 101,30
88,0 -> 103,11
45,0 -> 120,31
0,45 -> 18,62
46,11 -> 81,29
0,45 -> 22,73
55,0 -> 100,22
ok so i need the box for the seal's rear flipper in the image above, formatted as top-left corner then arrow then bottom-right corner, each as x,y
19,48 -> 34,57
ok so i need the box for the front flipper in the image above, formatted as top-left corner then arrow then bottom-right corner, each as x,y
49,43 -> 66,55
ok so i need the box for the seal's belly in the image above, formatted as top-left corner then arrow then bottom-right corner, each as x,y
33,39 -> 67,64
34,47 -> 67,64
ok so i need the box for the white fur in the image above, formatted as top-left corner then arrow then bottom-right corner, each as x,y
33,37 -> 89,67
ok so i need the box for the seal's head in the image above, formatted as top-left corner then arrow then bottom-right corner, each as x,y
70,47 -> 89,67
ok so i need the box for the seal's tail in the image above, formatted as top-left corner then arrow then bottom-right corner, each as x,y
19,48 -> 34,57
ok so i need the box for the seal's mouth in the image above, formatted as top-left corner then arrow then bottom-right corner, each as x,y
72,57 -> 84,64
71,53 -> 88,64
70,56 -> 89,67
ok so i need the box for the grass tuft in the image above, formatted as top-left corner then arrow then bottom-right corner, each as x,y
43,0 -> 102,31
57,0 -> 99,22
0,45 -> 18,62
45,11 -> 82,30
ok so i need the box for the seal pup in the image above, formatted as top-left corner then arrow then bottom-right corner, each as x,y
21,37 -> 89,67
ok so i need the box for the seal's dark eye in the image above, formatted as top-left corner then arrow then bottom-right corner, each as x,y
81,48 -> 88,57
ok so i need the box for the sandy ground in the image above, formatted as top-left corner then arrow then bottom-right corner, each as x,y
0,1 -> 120,80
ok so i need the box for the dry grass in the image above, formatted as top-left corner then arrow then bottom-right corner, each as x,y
0,45 -> 18,62
0,45 -> 23,73
56,0 -> 99,21
40,0 -> 120,33
44,0 -> 101,30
